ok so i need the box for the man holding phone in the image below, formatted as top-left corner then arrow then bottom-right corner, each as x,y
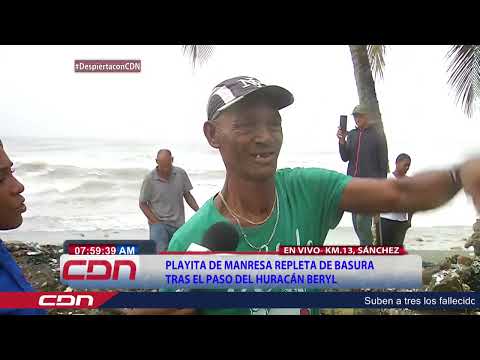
337,105 -> 388,245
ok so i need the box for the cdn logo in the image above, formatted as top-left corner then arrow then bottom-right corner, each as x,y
38,294 -> 94,307
62,258 -> 137,281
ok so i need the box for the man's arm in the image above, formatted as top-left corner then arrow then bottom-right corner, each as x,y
184,191 -> 199,212
339,169 -> 462,214
139,176 -> 160,224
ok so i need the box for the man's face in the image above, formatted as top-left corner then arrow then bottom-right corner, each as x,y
396,159 -> 411,176
354,114 -> 368,129
209,99 -> 283,181
156,152 -> 173,177
0,146 -> 26,230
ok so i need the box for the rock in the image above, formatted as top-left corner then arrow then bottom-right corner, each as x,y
422,266 -> 441,285
457,255 -> 474,267
427,270 -> 464,292
456,265 -> 473,283
422,261 -> 436,268
439,260 -> 452,270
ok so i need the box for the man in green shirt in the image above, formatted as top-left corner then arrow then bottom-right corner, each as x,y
130,75 -> 480,315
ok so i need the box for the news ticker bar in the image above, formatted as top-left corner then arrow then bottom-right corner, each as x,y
0,292 -> 479,309
60,254 -> 422,289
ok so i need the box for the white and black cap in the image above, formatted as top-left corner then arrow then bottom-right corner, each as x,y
207,76 -> 294,121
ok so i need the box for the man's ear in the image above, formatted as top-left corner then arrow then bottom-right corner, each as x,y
203,121 -> 220,149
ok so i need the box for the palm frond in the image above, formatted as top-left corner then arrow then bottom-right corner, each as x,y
367,45 -> 387,80
182,45 -> 214,67
446,45 -> 480,118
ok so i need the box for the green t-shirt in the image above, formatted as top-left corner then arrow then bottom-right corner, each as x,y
168,167 -> 352,315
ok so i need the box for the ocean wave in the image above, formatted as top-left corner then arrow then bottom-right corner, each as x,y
68,180 -> 116,194
21,214 -> 146,232
53,193 -> 138,205
16,162 -> 150,181
17,161 -> 226,181
16,161 -> 50,173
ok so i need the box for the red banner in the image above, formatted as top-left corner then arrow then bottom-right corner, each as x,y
0,292 -> 118,309
278,246 -> 407,255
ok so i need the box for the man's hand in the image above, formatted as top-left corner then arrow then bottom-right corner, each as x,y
337,127 -> 347,144
140,201 -> 161,225
460,158 -> 480,212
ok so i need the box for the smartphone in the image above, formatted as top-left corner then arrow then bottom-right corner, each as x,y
340,115 -> 348,132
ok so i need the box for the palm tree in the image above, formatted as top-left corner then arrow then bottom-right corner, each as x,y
446,45 -> 480,118
349,45 -> 387,133
182,45 -> 214,68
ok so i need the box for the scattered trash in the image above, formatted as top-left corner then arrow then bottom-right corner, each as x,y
27,251 -> 42,256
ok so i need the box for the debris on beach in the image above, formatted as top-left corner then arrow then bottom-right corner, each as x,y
427,270 -> 466,291
26,251 -> 42,256
425,252 -> 480,293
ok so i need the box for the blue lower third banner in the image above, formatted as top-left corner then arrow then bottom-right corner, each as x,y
101,292 -> 480,309
60,254 -> 422,289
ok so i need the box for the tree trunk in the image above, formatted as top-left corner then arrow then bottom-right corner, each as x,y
349,44 -> 389,162
348,45 -> 385,132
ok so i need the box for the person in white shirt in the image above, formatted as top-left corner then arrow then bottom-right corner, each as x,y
380,153 -> 413,245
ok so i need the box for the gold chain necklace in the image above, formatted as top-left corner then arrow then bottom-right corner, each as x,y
218,189 -> 280,251
218,190 -> 276,225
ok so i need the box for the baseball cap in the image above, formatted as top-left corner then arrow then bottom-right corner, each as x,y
207,76 -> 294,121
352,104 -> 371,115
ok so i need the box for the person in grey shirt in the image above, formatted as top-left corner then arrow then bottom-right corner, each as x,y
139,149 -> 199,252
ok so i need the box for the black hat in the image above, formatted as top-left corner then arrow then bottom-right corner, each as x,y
206,76 -> 294,121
